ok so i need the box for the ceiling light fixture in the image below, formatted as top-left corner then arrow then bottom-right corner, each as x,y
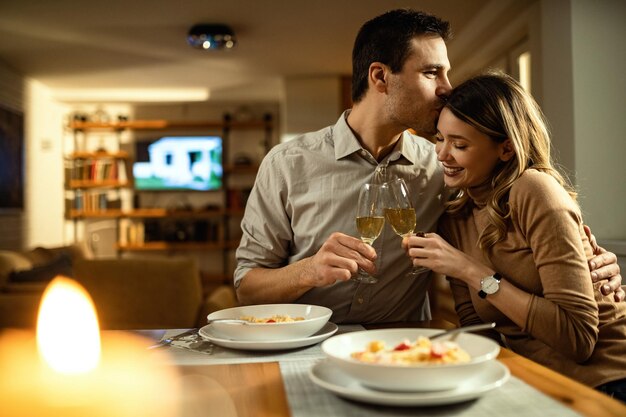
187,24 -> 237,50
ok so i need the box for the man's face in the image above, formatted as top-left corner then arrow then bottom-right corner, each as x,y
385,35 -> 452,138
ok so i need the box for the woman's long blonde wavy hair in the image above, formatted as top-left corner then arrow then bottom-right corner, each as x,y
444,71 -> 577,250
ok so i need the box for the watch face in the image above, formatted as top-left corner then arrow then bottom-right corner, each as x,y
482,276 -> 500,294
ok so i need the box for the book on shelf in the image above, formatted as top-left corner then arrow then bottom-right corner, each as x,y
70,190 -> 121,212
118,219 -> 128,245
119,220 -> 145,245
66,157 -> 127,182
117,159 -> 127,182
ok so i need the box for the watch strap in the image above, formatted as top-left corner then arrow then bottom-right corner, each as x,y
478,273 -> 502,299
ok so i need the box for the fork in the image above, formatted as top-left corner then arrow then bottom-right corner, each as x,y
206,318 -> 249,325
430,322 -> 496,341
147,328 -> 199,349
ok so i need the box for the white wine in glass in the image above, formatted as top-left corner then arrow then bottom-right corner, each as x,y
384,207 -> 416,237
383,178 -> 429,276
354,183 -> 385,284
356,216 -> 385,245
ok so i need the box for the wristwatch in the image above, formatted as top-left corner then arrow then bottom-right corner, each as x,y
478,273 -> 501,299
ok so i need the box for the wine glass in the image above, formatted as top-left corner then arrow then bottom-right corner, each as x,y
382,177 -> 429,276
354,183 -> 385,284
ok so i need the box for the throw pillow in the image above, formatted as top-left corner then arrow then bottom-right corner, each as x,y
0,251 -> 33,287
8,254 -> 73,283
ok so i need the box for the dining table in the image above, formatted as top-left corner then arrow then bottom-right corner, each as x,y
140,318 -> 626,417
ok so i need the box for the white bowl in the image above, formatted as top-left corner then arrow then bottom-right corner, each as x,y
321,328 -> 500,392
206,303 -> 332,341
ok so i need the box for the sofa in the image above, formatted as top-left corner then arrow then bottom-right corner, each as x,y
0,244 -> 238,330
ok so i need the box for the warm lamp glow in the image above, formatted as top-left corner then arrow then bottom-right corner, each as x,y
52,88 -> 210,102
0,276 -> 181,417
36,276 -> 101,374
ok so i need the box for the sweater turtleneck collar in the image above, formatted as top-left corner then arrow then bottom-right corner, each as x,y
465,181 -> 494,209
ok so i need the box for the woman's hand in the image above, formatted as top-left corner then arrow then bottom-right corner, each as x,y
403,233 -> 488,281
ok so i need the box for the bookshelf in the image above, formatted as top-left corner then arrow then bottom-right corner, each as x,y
64,113 -> 274,283
64,151 -> 130,217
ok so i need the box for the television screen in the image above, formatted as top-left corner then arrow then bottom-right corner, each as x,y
133,136 -> 223,191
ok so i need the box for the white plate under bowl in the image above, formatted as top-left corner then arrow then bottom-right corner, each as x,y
199,321 -> 338,351
309,359 -> 510,407
207,303 -> 332,341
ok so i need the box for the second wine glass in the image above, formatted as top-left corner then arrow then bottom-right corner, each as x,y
383,177 -> 429,276
354,182 -> 385,284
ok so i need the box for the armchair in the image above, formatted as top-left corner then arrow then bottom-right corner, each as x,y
0,245 -> 238,330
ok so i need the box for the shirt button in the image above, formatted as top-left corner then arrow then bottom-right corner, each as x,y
357,297 -> 364,304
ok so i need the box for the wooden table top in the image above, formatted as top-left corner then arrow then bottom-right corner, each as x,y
169,319 -> 626,417
179,362 -> 289,417
497,348 -> 626,417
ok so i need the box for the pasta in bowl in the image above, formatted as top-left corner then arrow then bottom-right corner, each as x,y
321,328 -> 500,392
351,336 -> 471,365
206,304 -> 332,341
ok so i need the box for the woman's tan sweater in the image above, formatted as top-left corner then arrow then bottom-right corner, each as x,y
440,169 -> 626,387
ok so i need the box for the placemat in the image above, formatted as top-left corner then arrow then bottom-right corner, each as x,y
280,359 -> 582,417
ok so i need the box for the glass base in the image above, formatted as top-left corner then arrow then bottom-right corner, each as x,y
406,265 -> 430,278
352,270 -> 378,284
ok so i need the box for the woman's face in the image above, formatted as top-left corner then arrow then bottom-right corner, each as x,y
435,107 -> 511,189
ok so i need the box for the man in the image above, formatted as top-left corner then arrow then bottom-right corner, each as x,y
234,9 -> 623,324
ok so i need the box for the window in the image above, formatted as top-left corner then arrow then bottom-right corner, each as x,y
517,51 -> 531,92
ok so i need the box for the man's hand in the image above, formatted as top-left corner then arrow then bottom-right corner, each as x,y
584,225 -> 624,302
303,232 -> 377,286
236,233 -> 377,305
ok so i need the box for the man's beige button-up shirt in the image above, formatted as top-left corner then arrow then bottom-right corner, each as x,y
235,112 -> 446,323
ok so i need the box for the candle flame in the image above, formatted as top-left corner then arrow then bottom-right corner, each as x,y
36,276 -> 101,374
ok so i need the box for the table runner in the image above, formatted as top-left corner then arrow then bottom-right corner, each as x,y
160,326 -> 582,416
280,359 -> 582,417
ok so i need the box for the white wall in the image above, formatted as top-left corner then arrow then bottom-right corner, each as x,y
535,0 -> 576,176
0,66 -> 71,250
539,0 -> 625,242
24,80 -> 68,247
281,76 -> 343,141
571,0 -> 626,240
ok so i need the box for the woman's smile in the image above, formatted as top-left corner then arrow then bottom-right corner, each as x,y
442,164 -> 464,176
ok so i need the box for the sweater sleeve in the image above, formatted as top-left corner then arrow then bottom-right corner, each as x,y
511,171 -> 598,362
438,217 -> 485,327
448,277 -> 484,326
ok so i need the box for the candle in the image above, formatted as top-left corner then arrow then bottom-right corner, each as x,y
0,276 -> 181,417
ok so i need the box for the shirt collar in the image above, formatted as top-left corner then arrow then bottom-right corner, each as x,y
332,110 -> 363,160
395,131 -> 421,165
331,110 -> 425,164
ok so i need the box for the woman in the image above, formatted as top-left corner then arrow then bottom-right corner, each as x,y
405,71 -> 626,401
